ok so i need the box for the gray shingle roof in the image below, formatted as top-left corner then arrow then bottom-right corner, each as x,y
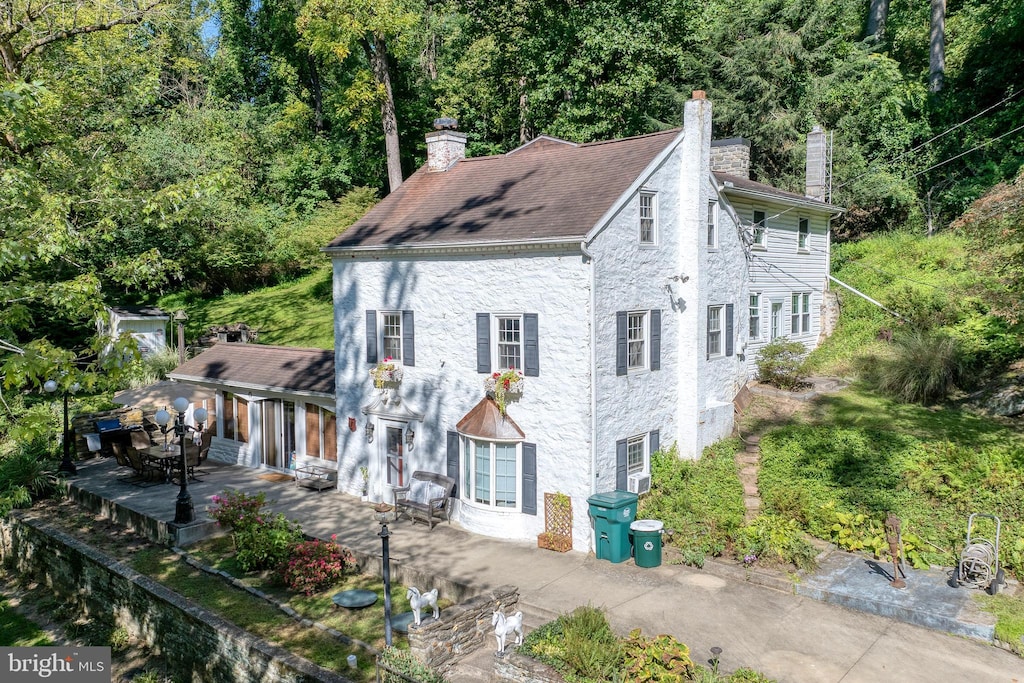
168,343 -> 334,396
326,130 -> 682,249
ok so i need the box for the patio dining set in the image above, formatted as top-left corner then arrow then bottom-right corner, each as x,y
109,427 -> 212,487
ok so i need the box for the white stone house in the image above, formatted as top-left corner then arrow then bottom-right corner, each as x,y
324,93 -> 841,551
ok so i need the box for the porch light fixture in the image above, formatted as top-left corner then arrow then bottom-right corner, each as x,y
373,502 -> 398,646
365,421 -> 375,443
155,396 -> 208,524
405,425 -> 415,450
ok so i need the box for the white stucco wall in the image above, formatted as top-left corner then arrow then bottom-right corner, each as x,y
332,249 -> 595,548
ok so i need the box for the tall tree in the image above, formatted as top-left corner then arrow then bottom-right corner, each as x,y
866,0 -> 889,39
929,0 -> 945,92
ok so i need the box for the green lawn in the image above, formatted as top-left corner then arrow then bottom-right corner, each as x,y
0,596 -> 52,646
158,266 -> 335,350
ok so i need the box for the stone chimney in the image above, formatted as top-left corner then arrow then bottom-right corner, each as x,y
425,118 -> 467,172
805,125 -> 828,201
710,138 -> 751,179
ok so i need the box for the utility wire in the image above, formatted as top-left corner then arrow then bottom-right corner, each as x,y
908,122 -> 1024,180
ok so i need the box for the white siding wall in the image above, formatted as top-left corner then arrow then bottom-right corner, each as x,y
725,195 -> 832,376
112,316 -> 167,356
332,252 -> 594,548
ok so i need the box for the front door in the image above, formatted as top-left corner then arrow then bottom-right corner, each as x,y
382,422 -> 407,500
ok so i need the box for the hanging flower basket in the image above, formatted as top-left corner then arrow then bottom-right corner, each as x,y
484,368 -> 524,414
370,357 -> 404,389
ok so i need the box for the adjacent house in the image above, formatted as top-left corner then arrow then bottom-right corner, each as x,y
322,92 -> 841,550
99,306 -> 169,357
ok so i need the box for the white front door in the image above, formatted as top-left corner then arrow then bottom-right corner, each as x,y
381,422 -> 408,502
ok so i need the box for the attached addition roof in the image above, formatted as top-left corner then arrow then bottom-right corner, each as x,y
714,172 -> 842,212
326,129 -> 682,250
168,343 -> 335,397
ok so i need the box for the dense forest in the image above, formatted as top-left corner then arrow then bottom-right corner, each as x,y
2,0 -> 1024,389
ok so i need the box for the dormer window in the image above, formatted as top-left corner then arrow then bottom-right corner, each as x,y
639,192 -> 657,245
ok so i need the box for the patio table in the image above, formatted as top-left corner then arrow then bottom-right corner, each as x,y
145,446 -> 179,483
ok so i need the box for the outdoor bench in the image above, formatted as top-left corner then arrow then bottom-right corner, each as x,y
393,470 -> 455,530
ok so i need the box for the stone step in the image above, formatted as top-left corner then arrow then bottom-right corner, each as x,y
745,444 -> 760,454
739,466 -> 758,478
744,496 -> 762,510
742,482 -> 759,496
735,454 -> 759,466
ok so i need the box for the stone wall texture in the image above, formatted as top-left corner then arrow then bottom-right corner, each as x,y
710,139 -> 751,179
407,585 -> 518,672
493,651 -> 565,683
0,512 -> 353,683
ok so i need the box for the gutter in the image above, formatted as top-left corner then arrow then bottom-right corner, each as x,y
720,182 -> 845,213
321,236 -> 585,256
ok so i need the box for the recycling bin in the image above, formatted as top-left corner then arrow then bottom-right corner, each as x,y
587,491 -> 638,563
630,519 -> 665,568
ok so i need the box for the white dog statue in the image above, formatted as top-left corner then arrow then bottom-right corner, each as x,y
491,609 -> 524,654
407,586 -> 439,626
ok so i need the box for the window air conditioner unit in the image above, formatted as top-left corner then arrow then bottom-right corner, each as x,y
627,473 -> 651,495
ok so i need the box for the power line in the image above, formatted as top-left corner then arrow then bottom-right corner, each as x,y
908,121 -> 1024,180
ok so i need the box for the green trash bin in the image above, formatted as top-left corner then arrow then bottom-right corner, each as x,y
630,520 -> 664,568
587,491 -> 638,563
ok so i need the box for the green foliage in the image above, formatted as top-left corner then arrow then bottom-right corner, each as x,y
521,605 -> 623,682
280,536 -> 357,595
739,515 -> 818,572
755,339 -> 809,390
207,490 -> 269,532
0,446 -> 59,515
639,441 -> 745,562
377,646 -> 448,683
234,513 -> 305,573
869,329 -> 964,403
976,593 -> 1024,656
620,629 -> 695,682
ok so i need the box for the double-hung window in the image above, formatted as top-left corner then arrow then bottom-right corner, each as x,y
798,218 -> 810,251
464,438 -> 519,509
476,313 -> 539,376
626,434 -> 647,476
381,312 -> 403,360
627,312 -> 647,370
366,309 -> 414,366
497,316 -> 522,370
791,292 -> 811,334
749,294 -> 761,340
639,192 -> 657,244
752,210 -> 767,248
707,200 -> 719,248
707,305 -> 723,357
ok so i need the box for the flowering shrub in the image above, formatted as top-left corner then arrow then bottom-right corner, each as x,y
484,367 -> 525,414
370,356 -> 403,389
280,535 -> 357,595
207,490 -> 268,532
234,513 -> 304,572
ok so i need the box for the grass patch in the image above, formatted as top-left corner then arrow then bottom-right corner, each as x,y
158,266 -> 335,350
0,595 -> 53,646
976,593 -> 1024,655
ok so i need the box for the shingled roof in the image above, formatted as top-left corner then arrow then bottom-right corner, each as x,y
168,343 -> 334,397
326,129 -> 682,250
714,172 -> 838,209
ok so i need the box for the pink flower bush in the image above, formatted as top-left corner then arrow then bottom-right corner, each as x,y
280,536 -> 357,595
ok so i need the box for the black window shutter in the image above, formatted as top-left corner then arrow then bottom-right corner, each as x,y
616,311 -> 627,376
650,309 -> 661,371
446,430 -> 460,498
476,313 -> 491,374
650,430 -> 660,457
402,310 -> 415,367
616,439 -> 628,490
522,442 -> 537,515
725,304 -> 734,357
366,310 -> 378,364
524,313 -> 539,377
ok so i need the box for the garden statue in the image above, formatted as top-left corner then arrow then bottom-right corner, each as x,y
407,586 -> 439,626
491,609 -> 523,655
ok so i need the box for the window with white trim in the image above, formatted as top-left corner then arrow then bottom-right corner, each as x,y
381,312 -> 403,360
496,315 -> 522,370
627,311 -> 647,369
707,200 -> 718,248
639,192 -> 657,244
798,218 -> 809,251
752,210 -> 767,248
749,294 -> 761,340
791,292 -> 811,334
627,433 -> 647,476
707,305 -> 723,357
463,437 -> 519,509
770,301 -> 783,339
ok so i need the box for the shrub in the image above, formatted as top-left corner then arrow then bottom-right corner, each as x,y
280,536 -> 356,595
234,513 -> 304,572
755,339 -> 808,390
0,446 -> 58,515
207,490 -> 268,533
738,515 -> 818,572
521,605 -> 622,681
621,629 -> 694,681
377,646 -> 448,683
872,329 -> 963,404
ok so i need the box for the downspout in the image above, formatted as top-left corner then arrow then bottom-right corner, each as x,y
581,240 -> 598,500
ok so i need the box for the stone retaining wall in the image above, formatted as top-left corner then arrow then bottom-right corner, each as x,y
0,512 -> 353,683
493,651 -> 565,683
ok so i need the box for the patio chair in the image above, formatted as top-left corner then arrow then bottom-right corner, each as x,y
121,447 -> 164,487
170,444 -> 202,484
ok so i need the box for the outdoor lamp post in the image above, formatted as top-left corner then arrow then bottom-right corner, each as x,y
44,379 -> 80,475
374,502 -> 397,646
155,396 -> 208,524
